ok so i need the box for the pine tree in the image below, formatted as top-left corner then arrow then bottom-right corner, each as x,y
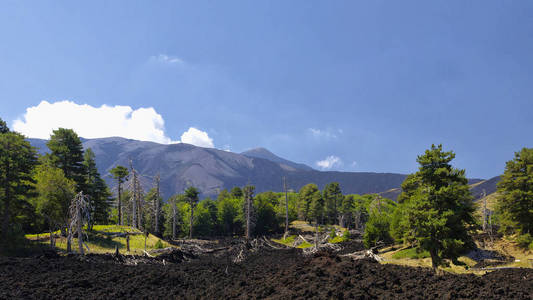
298,183 -> 319,221
46,128 -> 86,193
398,144 -> 476,272
323,182 -> 342,225
496,147 -> 533,236
110,165 -> 129,225
309,189 -> 324,248
83,148 -> 111,228
0,131 -> 38,244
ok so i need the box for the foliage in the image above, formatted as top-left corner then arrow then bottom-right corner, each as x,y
217,197 -> 242,236
83,148 -> 112,227
0,131 -> 38,245
230,186 -> 243,199
0,117 -> 8,134
308,188 -> 324,224
144,187 -> 165,235
515,233 -> 533,249
495,147 -> 533,237
46,128 -> 86,192
32,162 -> 76,234
323,182 -> 343,224
363,197 -> 396,248
395,144 -> 476,271
298,183 -> 320,221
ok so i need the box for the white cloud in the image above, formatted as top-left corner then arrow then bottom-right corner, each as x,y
316,155 -> 343,170
13,100 -> 215,148
150,54 -> 183,65
180,127 -> 214,148
308,128 -> 340,139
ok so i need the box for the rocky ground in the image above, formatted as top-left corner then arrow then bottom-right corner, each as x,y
0,240 -> 531,299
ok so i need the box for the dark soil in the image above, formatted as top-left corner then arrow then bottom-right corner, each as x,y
0,246 -> 531,299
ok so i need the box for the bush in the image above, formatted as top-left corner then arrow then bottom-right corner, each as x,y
516,233 -> 533,249
329,227 -> 337,239
154,239 -> 164,249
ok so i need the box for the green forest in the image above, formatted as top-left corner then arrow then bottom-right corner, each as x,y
1,117 -> 532,271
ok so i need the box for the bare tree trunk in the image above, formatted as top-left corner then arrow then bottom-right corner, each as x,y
246,193 -> 251,240
67,226 -> 72,253
78,207 -> 84,255
283,177 -> 289,235
154,174 -> 160,235
430,248 -> 439,274
315,219 -> 319,249
172,200 -> 176,240
189,205 -> 194,239
118,182 -> 122,226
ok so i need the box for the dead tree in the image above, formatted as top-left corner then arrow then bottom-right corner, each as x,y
154,173 -> 160,235
172,196 -> 177,240
283,177 -> 289,236
482,189 -> 488,232
129,160 -> 144,230
243,185 -> 256,240
67,192 -> 90,255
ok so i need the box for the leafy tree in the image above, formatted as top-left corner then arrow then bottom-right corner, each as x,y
495,148 -> 533,237
308,188 -> 324,248
217,197 -> 242,236
230,186 -> 243,199
32,162 -> 76,245
46,128 -> 86,192
298,183 -> 320,221
110,165 -> 129,225
184,186 -> 199,238
217,188 -> 231,201
193,199 -> 218,236
254,192 -> 279,235
274,192 -> 298,224
0,132 -> 38,244
363,196 -> 396,248
323,182 -> 343,225
83,148 -> 111,227
397,144 -> 476,272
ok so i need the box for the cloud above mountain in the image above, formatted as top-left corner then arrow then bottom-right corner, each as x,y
316,155 -> 342,170
13,100 -> 214,147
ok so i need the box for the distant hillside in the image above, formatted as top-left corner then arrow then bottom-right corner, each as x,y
470,176 -> 501,201
241,147 -> 314,171
28,137 -> 407,199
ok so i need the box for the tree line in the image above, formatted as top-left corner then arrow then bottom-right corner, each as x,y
1,117 -> 532,272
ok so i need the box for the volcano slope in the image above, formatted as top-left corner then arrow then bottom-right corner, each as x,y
0,244 -> 531,299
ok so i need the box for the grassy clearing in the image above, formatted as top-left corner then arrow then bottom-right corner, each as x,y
272,235 -> 296,246
26,225 -> 173,255
391,247 -> 429,259
297,241 -> 313,249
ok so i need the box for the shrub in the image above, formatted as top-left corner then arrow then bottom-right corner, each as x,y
516,233 -> 533,249
154,239 -> 165,249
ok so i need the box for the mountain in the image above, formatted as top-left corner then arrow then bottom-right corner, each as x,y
28,137 -> 407,199
470,176 -> 501,201
241,147 -> 314,171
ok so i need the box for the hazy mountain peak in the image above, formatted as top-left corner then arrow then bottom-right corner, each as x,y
241,147 -> 313,171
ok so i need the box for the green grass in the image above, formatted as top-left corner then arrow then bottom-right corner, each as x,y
328,235 -> 348,244
391,247 -> 430,259
272,235 -> 296,246
297,241 -> 313,249
26,225 -> 173,255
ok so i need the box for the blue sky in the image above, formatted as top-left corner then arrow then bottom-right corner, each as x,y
1,1 -> 532,179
